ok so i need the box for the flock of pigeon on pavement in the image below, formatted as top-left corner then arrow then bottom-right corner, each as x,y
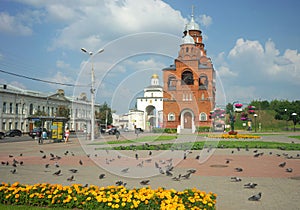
1,142 -> 299,203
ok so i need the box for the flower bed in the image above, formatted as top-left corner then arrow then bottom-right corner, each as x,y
208,134 -> 261,139
0,182 -> 217,210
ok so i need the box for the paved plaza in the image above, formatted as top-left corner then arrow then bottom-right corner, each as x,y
0,132 -> 300,209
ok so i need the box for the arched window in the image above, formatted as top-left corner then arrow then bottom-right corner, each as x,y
168,76 -> 176,90
181,70 -> 194,85
199,112 -> 207,121
199,74 -> 208,89
168,112 -> 175,121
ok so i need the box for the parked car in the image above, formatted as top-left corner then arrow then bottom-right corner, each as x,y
107,127 -> 120,135
29,128 -> 50,139
5,129 -> 22,137
0,131 -> 4,139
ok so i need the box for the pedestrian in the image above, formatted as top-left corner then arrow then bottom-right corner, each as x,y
37,127 -> 43,144
65,127 -> 70,143
116,130 -> 120,140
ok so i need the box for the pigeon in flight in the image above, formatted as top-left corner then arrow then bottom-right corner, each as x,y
248,192 -> 262,201
172,174 -> 181,181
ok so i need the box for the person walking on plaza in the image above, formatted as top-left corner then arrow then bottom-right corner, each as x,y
65,127 -> 70,143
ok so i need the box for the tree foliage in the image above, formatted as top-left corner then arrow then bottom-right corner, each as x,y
96,102 -> 114,126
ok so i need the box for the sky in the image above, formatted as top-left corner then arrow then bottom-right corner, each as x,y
0,0 -> 299,114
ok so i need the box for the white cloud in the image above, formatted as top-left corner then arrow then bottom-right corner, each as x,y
199,14 -> 212,27
56,60 -> 70,69
214,38 -> 300,105
0,12 -> 32,35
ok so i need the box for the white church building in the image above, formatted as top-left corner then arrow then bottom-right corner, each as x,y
113,74 -> 163,131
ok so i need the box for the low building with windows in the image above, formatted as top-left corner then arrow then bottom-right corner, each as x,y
0,84 -> 99,134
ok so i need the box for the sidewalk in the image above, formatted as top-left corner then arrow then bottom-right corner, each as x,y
0,133 -> 299,209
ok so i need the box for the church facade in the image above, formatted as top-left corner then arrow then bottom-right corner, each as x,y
162,12 -> 216,132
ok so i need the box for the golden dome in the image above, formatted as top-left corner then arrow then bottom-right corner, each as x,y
152,74 -> 159,79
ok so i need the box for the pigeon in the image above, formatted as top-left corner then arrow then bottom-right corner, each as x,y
45,164 -> 50,168
149,151 -> 152,156
183,153 -> 187,160
19,153 -> 23,157
79,160 -> 83,165
50,153 -> 55,158
235,167 -> 243,172
172,174 -> 181,181
53,170 -> 61,176
99,174 -> 105,179
69,169 -> 78,173
135,153 -> 139,160
253,150 -> 258,153
187,169 -> 197,174
279,162 -> 286,167
248,192 -> 262,201
166,170 -> 173,177
159,167 -> 165,174
226,159 -> 230,164
10,169 -> 17,174
121,168 -> 129,173
137,161 -> 144,167
181,172 -> 192,179
253,153 -> 260,158
12,163 -> 17,168
8,155 -> 13,158
115,181 -> 126,186
67,175 -> 74,181
54,162 -> 60,168
231,177 -> 242,182
140,180 -> 150,185
40,150 -> 44,153
19,161 -> 23,166
244,183 -> 257,188
42,155 -> 46,159
195,155 -> 200,160
286,168 -> 293,173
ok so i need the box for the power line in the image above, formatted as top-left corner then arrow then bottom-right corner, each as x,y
0,68 -> 87,87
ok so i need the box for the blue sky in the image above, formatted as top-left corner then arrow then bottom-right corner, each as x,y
0,0 -> 299,114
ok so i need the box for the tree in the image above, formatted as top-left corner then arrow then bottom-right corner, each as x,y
57,106 -> 70,119
96,102 -> 114,126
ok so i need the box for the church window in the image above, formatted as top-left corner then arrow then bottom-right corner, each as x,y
186,47 -> 189,53
199,112 -> 207,121
199,74 -> 208,89
168,112 -> 175,121
181,70 -> 194,85
168,76 -> 176,90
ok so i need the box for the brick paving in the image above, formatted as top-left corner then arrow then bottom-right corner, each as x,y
0,132 -> 299,209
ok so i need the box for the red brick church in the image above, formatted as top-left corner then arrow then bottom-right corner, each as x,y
162,11 -> 215,133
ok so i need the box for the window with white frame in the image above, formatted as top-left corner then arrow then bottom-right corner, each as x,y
199,112 -> 207,121
168,112 -> 175,121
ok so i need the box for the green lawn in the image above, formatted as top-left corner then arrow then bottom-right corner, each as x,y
89,135 -> 177,145
96,141 -> 300,151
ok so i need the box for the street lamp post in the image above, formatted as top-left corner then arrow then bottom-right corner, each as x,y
284,109 -> 288,131
81,48 -> 104,141
253,113 -> 258,133
291,113 -> 297,132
